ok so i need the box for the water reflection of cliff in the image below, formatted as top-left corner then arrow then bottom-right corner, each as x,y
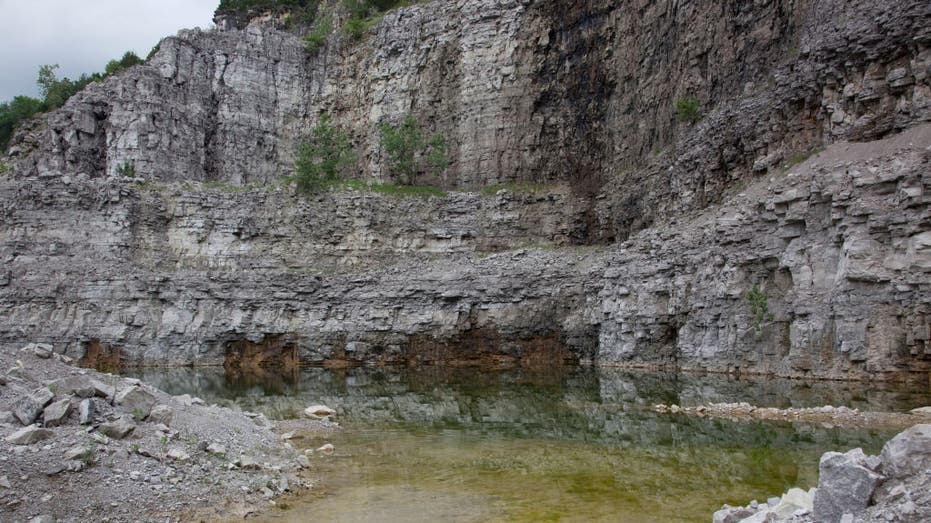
125,366 -> 931,452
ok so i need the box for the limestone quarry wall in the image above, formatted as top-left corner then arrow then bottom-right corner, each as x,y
0,0 -> 929,380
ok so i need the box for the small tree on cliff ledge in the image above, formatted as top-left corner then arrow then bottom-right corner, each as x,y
379,115 -> 449,185
295,113 -> 356,193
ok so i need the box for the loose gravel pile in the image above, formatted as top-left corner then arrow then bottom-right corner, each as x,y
0,344 -> 324,522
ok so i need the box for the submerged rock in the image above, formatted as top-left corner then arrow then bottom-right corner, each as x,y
304,405 -> 336,418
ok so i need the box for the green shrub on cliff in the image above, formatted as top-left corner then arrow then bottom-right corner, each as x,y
304,15 -> 332,52
295,113 -> 356,193
379,114 -> 448,186
675,96 -> 702,124
746,284 -> 774,333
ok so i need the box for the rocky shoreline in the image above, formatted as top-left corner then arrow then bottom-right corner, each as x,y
652,402 -> 931,431
0,345 -> 329,523
714,424 -> 931,523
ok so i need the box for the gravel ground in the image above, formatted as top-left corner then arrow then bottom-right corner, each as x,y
0,344 -> 328,522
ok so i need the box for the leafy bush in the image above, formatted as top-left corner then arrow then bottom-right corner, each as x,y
379,115 -> 448,185
675,96 -> 701,124
116,161 -> 136,178
0,96 -> 45,151
746,284 -> 774,333
304,15 -> 332,53
342,0 -> 405,39
294,113 -> 356,193
104,52 -> 144,76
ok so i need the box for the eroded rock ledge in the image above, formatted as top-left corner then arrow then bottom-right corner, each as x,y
0,124 -> 928,381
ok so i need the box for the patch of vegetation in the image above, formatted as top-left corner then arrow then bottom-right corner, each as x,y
341,0 -> 422,40
1,53 -> 149,151
379,114 -> 449,185
304,14 -> 332,53
202,181 -> 258,192
338,179 -> 447,198
675,96 -> 702,124
746,284 -> 774,333
783,147 -> 824,171
116,161 -> 136,178
295,112 -> 357,194
132,408 -> 146,422
479,182 -> 553,196
0,161 -> 7,175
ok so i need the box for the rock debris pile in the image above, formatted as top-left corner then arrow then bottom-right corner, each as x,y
0,345 -> 315,522
714,424 -> 931,523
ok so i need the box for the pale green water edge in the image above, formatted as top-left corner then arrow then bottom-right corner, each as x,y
125,367 -> 931,522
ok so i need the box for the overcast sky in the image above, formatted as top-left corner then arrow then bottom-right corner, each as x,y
0,0 -> 218,101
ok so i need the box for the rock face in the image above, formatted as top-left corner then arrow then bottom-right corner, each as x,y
0,0 -> 929,379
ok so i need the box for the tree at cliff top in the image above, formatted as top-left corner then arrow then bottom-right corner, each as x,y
294,113 -> 357,193
1,53 -> 144,152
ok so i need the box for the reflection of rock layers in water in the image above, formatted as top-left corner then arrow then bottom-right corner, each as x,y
124,367 -> 929,452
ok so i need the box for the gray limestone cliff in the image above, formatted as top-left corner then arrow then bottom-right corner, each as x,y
0,0 -> 929,380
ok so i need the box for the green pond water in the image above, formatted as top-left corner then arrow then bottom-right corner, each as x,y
124,366 -> 931,522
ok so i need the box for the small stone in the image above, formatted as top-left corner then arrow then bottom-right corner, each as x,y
6,424 -> 54,445
261,486 -> 274,499
0,476 -> 10,488
206,443 -> 227,455
304,405 -> 336,418
147,404 -> 173,426
33,344 -> 53,359
316,443 -> 335,455
43,398 -> 71,427
28,515 -> 55,523
99,416 -> 136,439
0,410 -> 16,425
909,406 -> 931,416
64,445 -> 95,463
79,399 -> 95,425
296,455 -> 310,468
280,432 -> 294,440
166,448 -> 190,461
236,455 -> 260,470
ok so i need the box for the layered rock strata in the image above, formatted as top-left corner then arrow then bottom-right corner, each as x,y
0,0 -> 929,379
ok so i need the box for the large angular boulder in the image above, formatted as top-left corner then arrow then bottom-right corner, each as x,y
6,424 -> 54,445
115,386 -> 157,419
147,404 -> 173,426
813,448 -> 884,523
879,423 -> 931,479
42,398 -> 71,427
49,375 -> 96,398
12,387 -> 55,425
99,416 -> 136,439
78,398 -> 95,425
